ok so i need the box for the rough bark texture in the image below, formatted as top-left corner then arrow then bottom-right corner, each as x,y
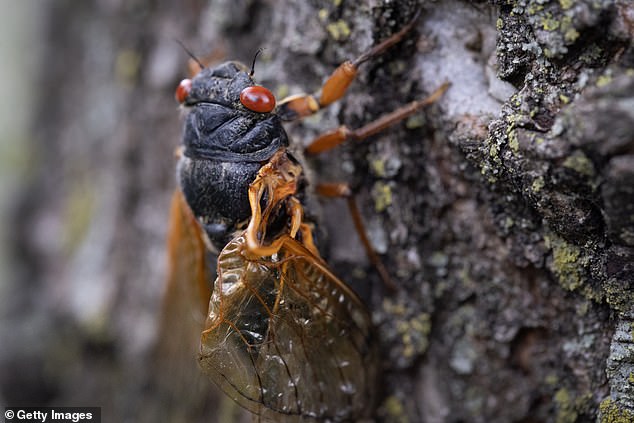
1,0 -> 633,422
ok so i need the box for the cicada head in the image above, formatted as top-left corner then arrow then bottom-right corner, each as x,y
176,61 -> 287,160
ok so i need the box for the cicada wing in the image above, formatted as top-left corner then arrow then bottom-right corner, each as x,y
152,190 -> 214,411
199,234 -> 379,422
162,189 -> 211,320
198,236 -> 276,416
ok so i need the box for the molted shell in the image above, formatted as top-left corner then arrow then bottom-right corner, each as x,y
199,234 -> 378,422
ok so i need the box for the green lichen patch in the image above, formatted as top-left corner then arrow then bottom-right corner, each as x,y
562,150 -> 596,178
380,395 -> 408,423
547,234 -> 583,291
545,233 -> 606,303
404,114 -> 425,130
599,398 -> 634,423
318,8 -> 328,22
383,298 -> 431,360
554,388 -> 576,423
508,130 -> 520,154
368,151 -> 402,179
326,19 -> 351,41
398,312 -> 432,359
559,0 -> 575,10
372,181 -> 393,212
554,388 -> 593,423
370,157 -> 388,178
564,27 -> 580,43
532,176 -> 545,193
380,297 -> 433,368
597,73 -> 613,88
603,278 -> 634,314
541,13 -> 561,32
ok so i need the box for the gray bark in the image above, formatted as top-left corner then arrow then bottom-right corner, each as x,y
1,0 -> 632,422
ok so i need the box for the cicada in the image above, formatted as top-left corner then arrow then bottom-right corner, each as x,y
163,9 -> 448,422
170,59 -> 380,419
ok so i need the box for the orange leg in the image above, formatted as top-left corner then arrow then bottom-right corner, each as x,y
276,9 -> 422,121
316,183 -> 396,292
305,81 -> 450,155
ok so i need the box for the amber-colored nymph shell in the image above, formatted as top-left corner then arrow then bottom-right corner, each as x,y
199,233 -> 377,422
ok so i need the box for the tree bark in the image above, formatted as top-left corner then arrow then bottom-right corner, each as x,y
2,0 -> 632,422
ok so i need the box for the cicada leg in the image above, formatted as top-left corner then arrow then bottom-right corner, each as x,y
276,9 -> 422,121
305,81 -> 450,154
316,183 -> 396,292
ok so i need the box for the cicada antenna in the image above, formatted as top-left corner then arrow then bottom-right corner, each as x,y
175,39 -> 205,71
249,48 -> 265,77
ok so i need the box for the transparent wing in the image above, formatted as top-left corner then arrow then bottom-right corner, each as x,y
199,233 -> 378,422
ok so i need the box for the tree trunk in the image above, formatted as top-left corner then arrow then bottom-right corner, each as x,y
2,0 -> 632,422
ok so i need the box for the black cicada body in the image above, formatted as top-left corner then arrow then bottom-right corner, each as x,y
176,61 -> 293,250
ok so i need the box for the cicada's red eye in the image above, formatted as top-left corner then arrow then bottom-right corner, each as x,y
175,78 -> 192,103
240,86 -> 276,113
